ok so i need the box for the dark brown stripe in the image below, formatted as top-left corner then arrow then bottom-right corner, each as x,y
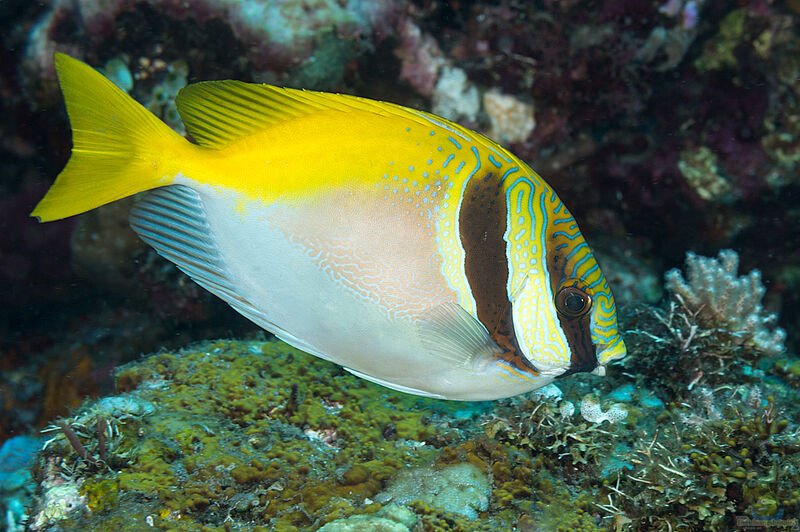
458,171 -> 529,367
545,234 -> 598,376
554,313 -> 597,377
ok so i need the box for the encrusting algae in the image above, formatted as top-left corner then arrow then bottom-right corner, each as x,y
32,338 -> 519,530
18,243 -> 797,532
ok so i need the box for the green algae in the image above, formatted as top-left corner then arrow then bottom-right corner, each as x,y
30,319 -> 800,531
39,338 -> 494,530
694,9 -> 747,72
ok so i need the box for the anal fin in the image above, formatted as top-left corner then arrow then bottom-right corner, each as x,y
130,186 -> 278,335
343,367 -> 446,399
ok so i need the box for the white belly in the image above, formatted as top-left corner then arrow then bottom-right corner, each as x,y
132,183 -> 550,400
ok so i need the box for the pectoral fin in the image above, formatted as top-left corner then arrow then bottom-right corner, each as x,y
417,302 -> 501,372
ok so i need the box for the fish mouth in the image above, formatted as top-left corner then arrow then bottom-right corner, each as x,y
554,339 -> 626,379
556,356 -> 598,378
558,340 -> 625,379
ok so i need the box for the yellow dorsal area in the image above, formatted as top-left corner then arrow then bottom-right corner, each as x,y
174,81 -> 515,205
33,53 -> 527,220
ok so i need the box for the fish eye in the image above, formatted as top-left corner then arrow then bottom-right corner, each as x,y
555,286 -> 592,318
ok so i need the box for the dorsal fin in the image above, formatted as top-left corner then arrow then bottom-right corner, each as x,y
175,81 -> 485,150
175,82 -> 319,148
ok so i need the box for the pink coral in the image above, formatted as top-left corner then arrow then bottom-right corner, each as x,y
394,17 -> 445,97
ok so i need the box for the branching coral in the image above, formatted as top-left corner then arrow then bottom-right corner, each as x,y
664,249 -> 786,356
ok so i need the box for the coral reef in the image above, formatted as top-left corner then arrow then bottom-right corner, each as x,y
23,0 -> 401,84
27,339 -> 498,530
318,503 -> 416,531
431,66 -> 480,124
622,250 -> 788,399
482,90 -> 535,145
0,436 -> 40,531
1,0 -> 799,531
677,146 -> 731,201
395,17 -> 445,98
4,246 -> 796,531
377,462 -> 490,519
665,249 -> 786,356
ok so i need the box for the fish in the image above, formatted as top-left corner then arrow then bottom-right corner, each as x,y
32,53 -> 626,401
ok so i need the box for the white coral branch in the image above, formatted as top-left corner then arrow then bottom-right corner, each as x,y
664,249 -> 785,356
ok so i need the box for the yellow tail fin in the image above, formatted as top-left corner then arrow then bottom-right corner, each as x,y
31,53 -> 188,222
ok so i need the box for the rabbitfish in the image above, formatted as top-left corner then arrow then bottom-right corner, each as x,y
33,54 -> 626,400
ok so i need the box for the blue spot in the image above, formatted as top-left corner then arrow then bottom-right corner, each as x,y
430,130 -> 435,135
409,166 -> 415,172
423,172 -> 429,178
437,146 -> 443,151
406,127 -> 411,132
427,159 -> 433,165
